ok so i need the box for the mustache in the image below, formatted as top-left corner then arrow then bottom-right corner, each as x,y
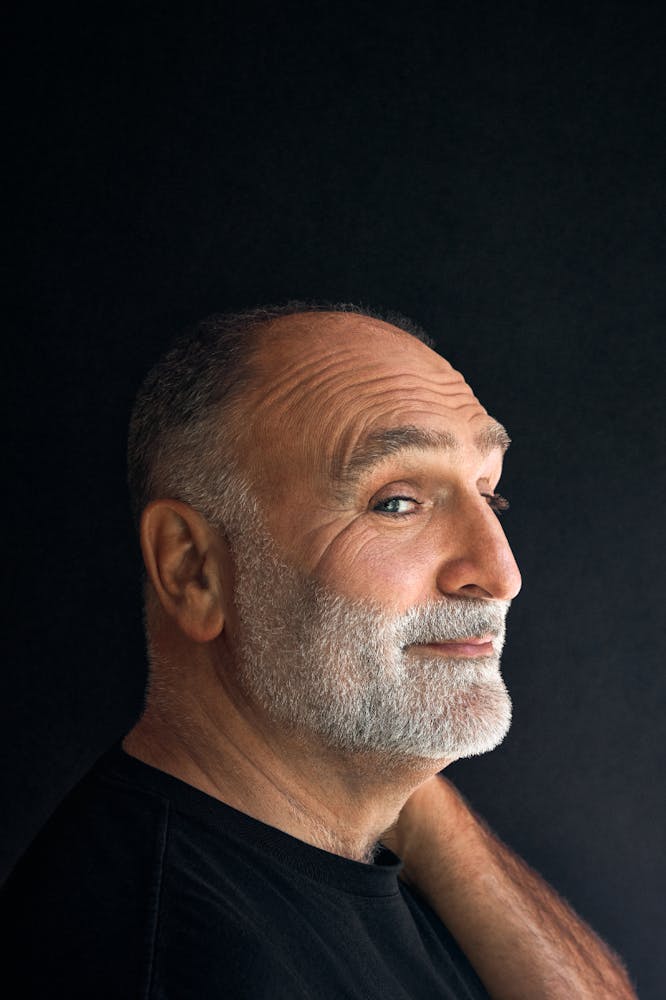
393,597 -> 511,647
295,566 -> 510,650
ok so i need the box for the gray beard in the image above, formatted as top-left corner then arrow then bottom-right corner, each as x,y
230,526 -> 513,763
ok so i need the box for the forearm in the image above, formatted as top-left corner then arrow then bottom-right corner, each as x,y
390,775 -> 636,1000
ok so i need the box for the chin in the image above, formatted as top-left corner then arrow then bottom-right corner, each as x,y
444,696 -> 513,760
400,684 -> 514,762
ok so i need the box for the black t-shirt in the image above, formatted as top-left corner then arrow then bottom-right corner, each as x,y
1,744 -> 490,999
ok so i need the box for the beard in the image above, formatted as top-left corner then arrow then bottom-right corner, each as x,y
228,523 -> 513,764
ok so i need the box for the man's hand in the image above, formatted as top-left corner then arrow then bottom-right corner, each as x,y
382,774 -> 636,1000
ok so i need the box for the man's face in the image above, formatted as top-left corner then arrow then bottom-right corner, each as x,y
224,313 -> 522,761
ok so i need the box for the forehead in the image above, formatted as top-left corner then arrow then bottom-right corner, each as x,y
242,312 -> 497,492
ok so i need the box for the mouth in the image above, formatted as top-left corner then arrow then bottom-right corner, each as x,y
410,635 -> 495,658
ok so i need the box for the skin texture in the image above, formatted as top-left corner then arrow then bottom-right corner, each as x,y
124,312 -> 636,998
239,313 -> 521,607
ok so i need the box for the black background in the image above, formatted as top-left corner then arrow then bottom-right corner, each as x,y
5,3 -> 665,996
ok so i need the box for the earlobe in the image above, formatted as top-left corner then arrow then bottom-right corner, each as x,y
140,500 -> 226,643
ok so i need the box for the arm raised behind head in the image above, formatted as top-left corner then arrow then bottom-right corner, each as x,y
381,775 -> 637,1000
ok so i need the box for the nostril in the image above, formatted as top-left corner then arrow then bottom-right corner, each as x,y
458,583 -> 495,600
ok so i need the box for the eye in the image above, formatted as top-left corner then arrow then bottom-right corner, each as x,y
481,491 -> 510,516
372,495 -> 422,516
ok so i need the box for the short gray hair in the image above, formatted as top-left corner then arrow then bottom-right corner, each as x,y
127,301 -> 432,532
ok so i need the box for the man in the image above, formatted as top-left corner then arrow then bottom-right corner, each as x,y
1,304 -> 635,998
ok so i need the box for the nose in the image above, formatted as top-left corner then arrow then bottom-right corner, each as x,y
435,493 -> 522,602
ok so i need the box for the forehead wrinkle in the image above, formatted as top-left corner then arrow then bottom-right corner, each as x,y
293,384 -> 481,457
443,399 -> 488,412
253,352 -> 363,411
256,331 -> 418,384
252,327 -> 458,407
258,365 -> 470,430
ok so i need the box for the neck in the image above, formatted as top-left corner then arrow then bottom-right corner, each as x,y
123,666 -> 447,862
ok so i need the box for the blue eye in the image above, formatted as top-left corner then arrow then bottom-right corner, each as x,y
372,496 -> 420,516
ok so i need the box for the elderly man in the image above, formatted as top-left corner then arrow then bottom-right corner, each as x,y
2,305 -> 635,998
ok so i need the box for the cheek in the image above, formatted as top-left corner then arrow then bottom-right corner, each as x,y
313,525 -> 443,608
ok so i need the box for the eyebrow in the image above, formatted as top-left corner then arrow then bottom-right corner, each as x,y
334,421 -> 511,496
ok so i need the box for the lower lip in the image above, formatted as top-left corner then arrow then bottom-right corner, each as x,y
418,641 -> 494,657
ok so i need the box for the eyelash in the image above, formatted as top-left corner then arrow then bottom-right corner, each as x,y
481,492 -> 510,516
372,492 -> 510,517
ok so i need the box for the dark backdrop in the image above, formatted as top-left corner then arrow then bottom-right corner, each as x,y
5,4 -> 665,997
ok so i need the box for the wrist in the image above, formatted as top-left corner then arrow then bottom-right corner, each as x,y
392,775 -> 484,883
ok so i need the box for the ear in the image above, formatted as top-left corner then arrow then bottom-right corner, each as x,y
140,499 -> 229,643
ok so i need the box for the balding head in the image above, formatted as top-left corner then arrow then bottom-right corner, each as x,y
127,303 -> 433,534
